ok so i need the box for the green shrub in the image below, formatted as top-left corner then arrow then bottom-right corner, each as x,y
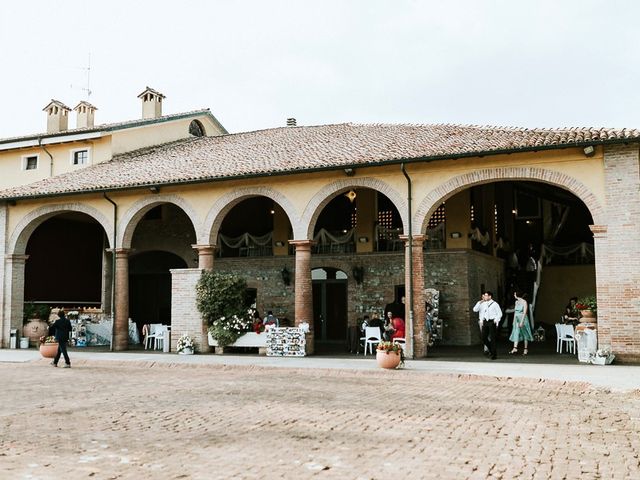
196,271 -> 251,347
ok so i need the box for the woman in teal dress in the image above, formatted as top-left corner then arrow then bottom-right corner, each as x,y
509,291 -> 533,355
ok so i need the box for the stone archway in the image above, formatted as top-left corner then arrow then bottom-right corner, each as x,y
8,203 -> 113,255
414,167 -> 605,233
119,194 -> 200,249
300,177 -> 408,240
201,186 -> 299,245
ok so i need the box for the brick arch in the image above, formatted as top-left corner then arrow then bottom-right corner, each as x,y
119,194 -> 200,248
414,167 -> 606,233
299,177 -> 408,240
8,203 -> 114,255
201,187 -> 299,245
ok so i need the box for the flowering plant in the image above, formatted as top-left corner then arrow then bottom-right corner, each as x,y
595,347 -> 611,358
176,334 -> 194,353
39,335 -> 57,345
209,313 -> 253,347
575,295 -> 597,312
376,341 -> 405,367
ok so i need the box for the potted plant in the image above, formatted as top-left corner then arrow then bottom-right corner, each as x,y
376,341 -> 405,369
575,295 -> 597,319
39,335 -> 58,358
176,334 -> 195,355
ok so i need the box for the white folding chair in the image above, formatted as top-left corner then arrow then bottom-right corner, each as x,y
364,326 -> 382,356
558,324 -> 576,354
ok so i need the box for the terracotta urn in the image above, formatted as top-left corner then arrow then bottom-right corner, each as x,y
39,343 -> 59,358
23,320 -> 50,347
376,350 -> 401,369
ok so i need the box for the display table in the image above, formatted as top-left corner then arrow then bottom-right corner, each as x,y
266,327 -> 306,357
575,323 -> 597,363
78,320 -> 140,346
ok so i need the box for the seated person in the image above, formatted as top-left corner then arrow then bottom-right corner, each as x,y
391,316 -> 405,340
563,297 -> 579,324
263,310 -> 279,327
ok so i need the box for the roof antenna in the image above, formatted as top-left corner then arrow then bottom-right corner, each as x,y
70,52 -> 92,100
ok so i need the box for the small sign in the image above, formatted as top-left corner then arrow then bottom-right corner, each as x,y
266,327 -> 306,356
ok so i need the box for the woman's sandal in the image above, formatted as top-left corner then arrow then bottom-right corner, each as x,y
522,349 -> 528,356
508,348 -> 518,355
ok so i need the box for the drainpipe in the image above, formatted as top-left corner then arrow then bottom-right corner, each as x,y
103,192 -> 117,352
37,137 -> 54,177
401,163 -> 414,358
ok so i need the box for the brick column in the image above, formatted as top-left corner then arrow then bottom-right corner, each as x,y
401,235 -> 427,358
600,144 -> 640,362
2,254 -> 29,348
192,244 -> 215,271
290,240 -> 314,355
114,248 -> 130,351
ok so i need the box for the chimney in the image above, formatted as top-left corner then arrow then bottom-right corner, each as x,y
43,100 -> 71,133
137,86 -> 165,119
74,101 -> 98,128
286,118 -> 297,127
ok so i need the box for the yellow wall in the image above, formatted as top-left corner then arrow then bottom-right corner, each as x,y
4,145 -> 607,253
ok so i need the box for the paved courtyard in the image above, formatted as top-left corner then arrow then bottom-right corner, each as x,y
1,359 -> 639,479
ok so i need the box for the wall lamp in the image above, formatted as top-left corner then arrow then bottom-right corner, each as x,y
281,266 -> 291,286
275,241 -> 285,247
583,145 -> 595,157
352,266 -> 364,285
450,232 -> 461,239
358,236 -> 369,243
344,168 -> 355,176
149,186 -> 160,194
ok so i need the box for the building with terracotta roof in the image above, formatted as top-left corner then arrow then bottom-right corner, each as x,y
1,90 -> 639,362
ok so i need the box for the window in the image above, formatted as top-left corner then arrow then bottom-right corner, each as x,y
72,149 -> 89,165
24,156 -> 38,170
21,154 -> 39,171
189,120 -> 205,137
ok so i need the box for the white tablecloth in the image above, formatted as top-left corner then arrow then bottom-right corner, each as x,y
84,321 -> 140,346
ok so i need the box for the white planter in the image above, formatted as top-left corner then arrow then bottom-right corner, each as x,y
207,332 -> 267,348
178,347 -> 194,355
591,354 -> 614,365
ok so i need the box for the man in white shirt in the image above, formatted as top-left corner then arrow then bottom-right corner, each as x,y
473,291 -> 503,360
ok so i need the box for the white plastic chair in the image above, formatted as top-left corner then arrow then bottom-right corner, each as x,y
144,323 -> 162,350
154,325 -> 168,350
364,326 -> 382,356
557,324 -> 576,354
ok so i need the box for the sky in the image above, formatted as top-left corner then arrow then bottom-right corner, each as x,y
1,0 -> 639,138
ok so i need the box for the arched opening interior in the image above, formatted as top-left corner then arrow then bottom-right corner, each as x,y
129,251 -> 187,334
422,180 -> 595,357
25,212 -> 107,308
313,188 -> 403,254
129,203 -> 197,334
217,197 -> 292,257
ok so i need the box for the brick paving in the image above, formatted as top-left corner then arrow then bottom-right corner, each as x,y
1,360 -> 639,480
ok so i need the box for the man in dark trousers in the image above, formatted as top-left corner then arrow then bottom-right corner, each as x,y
50,309 -> 72,368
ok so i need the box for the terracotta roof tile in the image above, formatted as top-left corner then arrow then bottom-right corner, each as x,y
2,123 -> 639,200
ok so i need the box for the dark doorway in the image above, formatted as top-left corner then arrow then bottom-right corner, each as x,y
129,251 -> 187,333
312,268 -> 348,353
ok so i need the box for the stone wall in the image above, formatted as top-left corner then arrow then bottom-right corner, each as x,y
213,249 -> 503,347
